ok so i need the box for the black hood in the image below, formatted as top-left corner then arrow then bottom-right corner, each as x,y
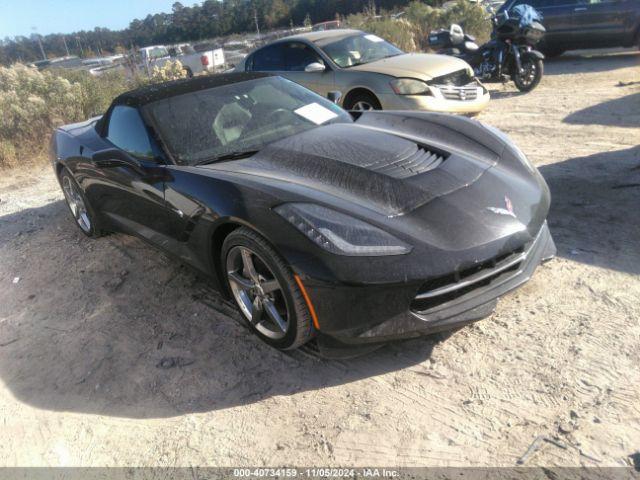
209,114 -> 508,217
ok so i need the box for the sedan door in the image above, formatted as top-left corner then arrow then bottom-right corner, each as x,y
283,42 -> 335,97
532,0 -> 579,50
248,42 -> 335,97
571,0 -> 629,48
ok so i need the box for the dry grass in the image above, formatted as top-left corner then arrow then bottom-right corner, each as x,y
0,61 -> 186,170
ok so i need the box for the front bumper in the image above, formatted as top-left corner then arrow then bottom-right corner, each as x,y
378,87 -> 490,114
304,222 -> 555,349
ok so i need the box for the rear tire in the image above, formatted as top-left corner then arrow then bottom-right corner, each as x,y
221,227 -> 315,350
344,91 -> 382,111
513,57 -> 543,92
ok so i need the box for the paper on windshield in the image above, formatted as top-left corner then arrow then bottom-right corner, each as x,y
364,34 -> 384,43
294,103 -> 338,125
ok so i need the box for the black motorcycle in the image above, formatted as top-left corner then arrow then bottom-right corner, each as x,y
429,7 -> 546,92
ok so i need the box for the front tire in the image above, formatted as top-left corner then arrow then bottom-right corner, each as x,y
221,227 -> 315,350
59,168 -> 103,238
513,56 -> 544,92
344,91 -> 382,111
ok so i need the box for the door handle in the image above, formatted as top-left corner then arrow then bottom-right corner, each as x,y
574,6 -> 587,10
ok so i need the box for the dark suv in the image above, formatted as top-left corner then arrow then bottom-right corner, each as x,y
499,0 -> 640,56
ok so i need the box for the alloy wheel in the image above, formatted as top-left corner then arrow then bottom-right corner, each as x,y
226,246 -> 289,340
62,175 -> 91,233
517,59 -> 537,88
352,100 -> 375,111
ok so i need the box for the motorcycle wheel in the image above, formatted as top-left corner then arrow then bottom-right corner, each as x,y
513,56 -> 543,92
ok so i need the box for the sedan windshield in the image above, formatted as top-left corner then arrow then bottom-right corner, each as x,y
144,76 -> 352,165
316,33 -> 403,68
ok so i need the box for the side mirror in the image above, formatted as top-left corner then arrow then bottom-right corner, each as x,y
305,62 -> 326,73
327,91 -> 342,105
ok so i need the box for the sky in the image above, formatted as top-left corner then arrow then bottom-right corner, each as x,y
0,0 -> 193,39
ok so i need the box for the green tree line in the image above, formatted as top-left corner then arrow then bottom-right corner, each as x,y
0,0 -> 417,64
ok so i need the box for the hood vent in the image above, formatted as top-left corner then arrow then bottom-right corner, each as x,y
369,143 -> 447,179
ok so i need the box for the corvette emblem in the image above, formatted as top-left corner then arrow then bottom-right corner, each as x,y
487,196 -> 516,218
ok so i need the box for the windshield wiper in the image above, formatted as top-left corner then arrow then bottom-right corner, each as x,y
195,149 -> 259,166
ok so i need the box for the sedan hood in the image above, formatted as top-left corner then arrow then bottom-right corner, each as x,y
348,53 -> 472,81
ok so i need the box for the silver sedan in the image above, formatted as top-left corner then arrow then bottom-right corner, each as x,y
235,29 -> 490,113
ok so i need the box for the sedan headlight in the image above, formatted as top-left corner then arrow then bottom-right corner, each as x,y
275,203 -> 412,256
482,123 -> 535,172
390,78 -> 432,96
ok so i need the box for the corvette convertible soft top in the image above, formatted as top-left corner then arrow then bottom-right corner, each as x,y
52,72 -> 555,357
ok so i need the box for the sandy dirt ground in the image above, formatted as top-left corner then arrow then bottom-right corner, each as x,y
0,49 -> 639,469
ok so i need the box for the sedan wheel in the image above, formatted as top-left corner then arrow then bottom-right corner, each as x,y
62,173 -> 92,233
222,227 -> 315,350
345,92 -> 382,111
352,100 -> 375,111
226,246 -> 289,340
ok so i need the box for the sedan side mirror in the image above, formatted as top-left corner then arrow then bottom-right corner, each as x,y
305,62 -> 326,73
327,91 -> 342,105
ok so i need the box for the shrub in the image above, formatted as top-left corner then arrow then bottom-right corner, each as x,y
150,60 -> 188,83
345,1 -> 491,52
0,64 -> 84,168
0,61 -> 186,169
347,15 -> 418,52
440,1 -> 492,45
52,68 -> 132,118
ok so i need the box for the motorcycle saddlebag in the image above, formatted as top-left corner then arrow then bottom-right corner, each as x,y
428,29 -> 452,48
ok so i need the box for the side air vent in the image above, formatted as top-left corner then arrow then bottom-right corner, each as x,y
369,143 -> 447,179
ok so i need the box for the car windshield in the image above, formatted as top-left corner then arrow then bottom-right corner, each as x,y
144,76 -> 352,165
317,33 -> 403,68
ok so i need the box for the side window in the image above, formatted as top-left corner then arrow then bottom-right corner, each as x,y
107,106 -> 154,158
284,43 -> 323,71
251,44 -> 286,71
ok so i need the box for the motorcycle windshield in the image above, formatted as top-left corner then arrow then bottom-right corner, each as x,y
509,4 -> 544,27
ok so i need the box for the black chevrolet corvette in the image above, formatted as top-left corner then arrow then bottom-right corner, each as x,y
52,72 -> 555,356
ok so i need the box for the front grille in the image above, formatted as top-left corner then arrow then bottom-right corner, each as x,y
437,83 -> 479,101
411,247 -> 526,313
369,144 -> 447,179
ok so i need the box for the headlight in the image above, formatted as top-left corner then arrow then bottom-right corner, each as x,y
274,203 -> 412,256
482,123 -> 535,172
390,78 -> 431,95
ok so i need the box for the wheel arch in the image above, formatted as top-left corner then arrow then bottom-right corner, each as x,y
343,87 -> 381,109
209,218 -> 285,297
210,220 -> 243,297
55,161 -> 66,178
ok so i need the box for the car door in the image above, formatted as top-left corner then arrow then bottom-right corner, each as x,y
248,42 -> 334,97
282,42 -> 335,97
528,0 -> 578,49
571,0 -> 629,47
90,105 -> 170,243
